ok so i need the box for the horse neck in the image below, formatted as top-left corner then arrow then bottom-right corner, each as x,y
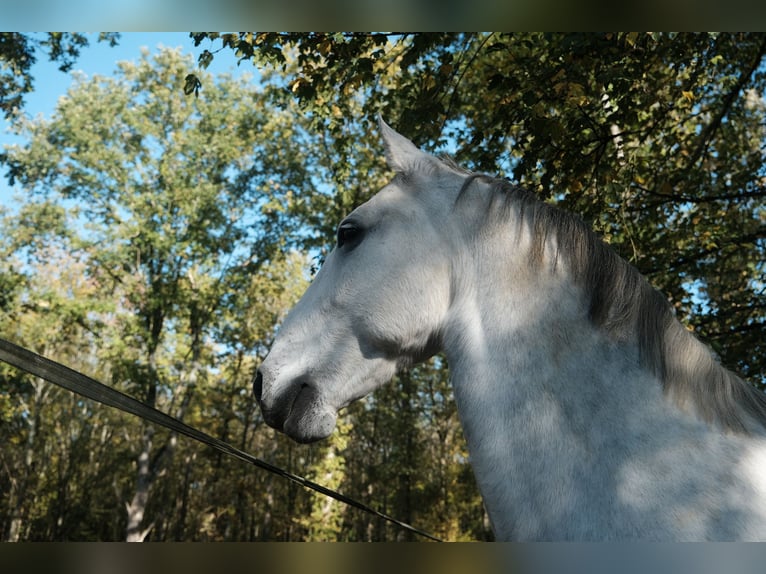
441,226 -> 675,537
434,190 -> 766,540
442,221 -> 643,400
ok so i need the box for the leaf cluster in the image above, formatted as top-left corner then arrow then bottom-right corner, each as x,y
195,31 -> 766,385
0,44 -> 484,540
0,33 -> 119,120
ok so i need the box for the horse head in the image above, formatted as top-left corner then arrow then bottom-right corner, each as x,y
254,119 -> 461,443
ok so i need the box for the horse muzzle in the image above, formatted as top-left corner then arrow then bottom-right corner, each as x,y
253,368 -> 337,443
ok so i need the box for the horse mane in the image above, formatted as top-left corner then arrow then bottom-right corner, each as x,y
464,173 -> 766,435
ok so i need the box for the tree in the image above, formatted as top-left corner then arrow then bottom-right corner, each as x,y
0,246 -> 134,541
192,32 -> 766,387
0,33 -> 119,120
1,46 -> 318,540
3,42 -> 480,542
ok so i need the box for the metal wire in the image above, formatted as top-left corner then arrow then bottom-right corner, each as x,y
0,337 -> 442,542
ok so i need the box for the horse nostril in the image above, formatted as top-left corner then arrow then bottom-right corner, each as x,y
253,370 -> 263,403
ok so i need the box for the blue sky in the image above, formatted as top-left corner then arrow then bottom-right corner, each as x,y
0,33 -> 253,211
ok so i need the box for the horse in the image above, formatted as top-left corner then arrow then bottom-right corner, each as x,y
253,117 -> 766,540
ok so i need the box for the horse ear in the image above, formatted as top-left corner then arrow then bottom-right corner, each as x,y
377,115 -> 432,174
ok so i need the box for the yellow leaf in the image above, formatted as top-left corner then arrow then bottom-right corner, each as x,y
290,78 -> 308,93
682,90 -> 694,102
317,40 -> 332,56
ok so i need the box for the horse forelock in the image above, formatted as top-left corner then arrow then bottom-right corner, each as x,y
457,172 -> 766,435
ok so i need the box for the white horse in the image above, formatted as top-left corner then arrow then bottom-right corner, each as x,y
254,118 -> 766,540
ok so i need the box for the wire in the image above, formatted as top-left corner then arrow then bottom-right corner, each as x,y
0,337 -> 442,542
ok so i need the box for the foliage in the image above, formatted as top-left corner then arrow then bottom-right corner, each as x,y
0,33 -> 119,121
0,44 -> 484,541
194,32 -> 766,385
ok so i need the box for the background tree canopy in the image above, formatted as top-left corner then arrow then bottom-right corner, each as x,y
1,32 -> 765,541
191,32 -> 766,383
0,33 -> 120,121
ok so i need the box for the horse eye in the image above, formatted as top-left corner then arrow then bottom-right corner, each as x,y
337,221 -> 362,248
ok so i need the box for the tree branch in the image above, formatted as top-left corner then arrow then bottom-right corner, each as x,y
682,35 -> 766,176
633,183 -> 766,205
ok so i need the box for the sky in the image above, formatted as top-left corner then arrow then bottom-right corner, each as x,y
19,33 -> 243,117
0,33 -> 253,211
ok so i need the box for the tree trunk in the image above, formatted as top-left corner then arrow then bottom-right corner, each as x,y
5,378 -> 47,541
123,332 -> 201,542
396,371 -> 415,541
173,452 -> 195,541
125,425 -> 155,542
